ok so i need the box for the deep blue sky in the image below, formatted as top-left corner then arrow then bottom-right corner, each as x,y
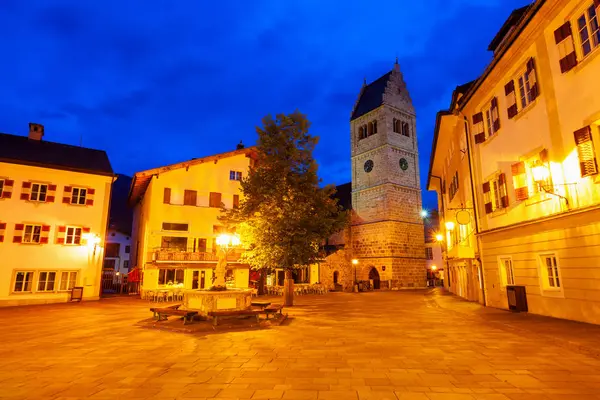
0,0 -> 528,210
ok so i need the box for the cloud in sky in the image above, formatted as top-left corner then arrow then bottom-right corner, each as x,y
0,0 -> 529,209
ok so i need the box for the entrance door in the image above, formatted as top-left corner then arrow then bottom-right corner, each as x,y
369,267 -> 381,289
333,271 -> 339,284
192,271 -> 199,289
200,271 -> 206,289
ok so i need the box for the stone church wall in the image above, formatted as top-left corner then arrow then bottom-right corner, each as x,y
319,250 -> 353,292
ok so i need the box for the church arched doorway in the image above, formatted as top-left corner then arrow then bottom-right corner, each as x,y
369,267 -> 380,289
333,271 -> 339,284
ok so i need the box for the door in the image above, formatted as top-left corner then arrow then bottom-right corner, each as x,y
200,271 -> 206,289
369,267 -> 381,289
192,271 -> 199,289
333,271 -> 339,284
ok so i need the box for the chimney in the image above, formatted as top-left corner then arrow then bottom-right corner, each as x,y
236,140 -> 244,150
28,123 -> 44,141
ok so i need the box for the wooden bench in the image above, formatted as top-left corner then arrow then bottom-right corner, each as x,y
208,309 -> 261,326
251,301 -> 271,309
150,305 -> 197,325
263,304 -> 284,320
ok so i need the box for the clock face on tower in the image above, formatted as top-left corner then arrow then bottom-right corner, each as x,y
399,158 -> 409,171
364,160 -> 374,173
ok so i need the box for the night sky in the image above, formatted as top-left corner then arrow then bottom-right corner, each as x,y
0,0 -> 528,210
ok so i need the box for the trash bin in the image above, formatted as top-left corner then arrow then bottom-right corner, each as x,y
506,285 -> 528,312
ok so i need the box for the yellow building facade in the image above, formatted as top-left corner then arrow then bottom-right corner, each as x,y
128,147 -> 256,293
0,124 -> 114,306
429,0 -> 600,324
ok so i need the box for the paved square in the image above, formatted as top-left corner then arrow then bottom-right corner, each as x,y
0,290 -> 599,399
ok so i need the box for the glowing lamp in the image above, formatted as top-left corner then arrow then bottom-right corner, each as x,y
82,233 -> 101,255
435,233 -> 444,242
216,233 -> 241,248
431,265 -> 437,271
532,163 -> 549,182
445,221 -> 455,231
352,259 -> 359,265
420,209 -> 428,218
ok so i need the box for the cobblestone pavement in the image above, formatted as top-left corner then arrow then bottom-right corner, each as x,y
1,289 -> 600,400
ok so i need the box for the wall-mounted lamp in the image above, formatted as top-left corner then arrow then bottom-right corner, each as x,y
445,221 -> 455,231
83,233 -> 101,256
351,259 -> 359,265
435,233 -> 444,242
531,161 -> 550,183
420,209 -> 429,218
431,265 -> 437,271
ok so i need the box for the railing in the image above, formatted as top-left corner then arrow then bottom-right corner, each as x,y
149,248 -> 243,263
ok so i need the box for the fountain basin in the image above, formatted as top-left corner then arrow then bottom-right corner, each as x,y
183,289 -> 252,315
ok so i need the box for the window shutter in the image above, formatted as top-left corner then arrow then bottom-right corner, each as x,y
58,226 -> 66,233
483,182 -> 493,214
526,58 -> 539,101
13,235 -> 22,243
82,227 -> 91,233
491,97 -> 500,132
505,80 -> 518,119
4,180 -> 13,187
48,184 -> 57,191
15,224 -> 24,231
40,237 -> 49,244
57,237 -> 65,244
233,194 -> 240,208
46,195 -> 55,203
13,224 -> 23,243
22,182 -> 31,189
209,192 -> 222,208
498,173 -> 509,208
0,222 -> 5,243
539,149 -> 549,163
512,161 -> 529,200
554,22 -> 578,73
0,223 -> 5,229
20,181 -> 30,201
163,188 -> 171,204
42,225 -> 50,232
574,126 -> 598,177
87,188 -> 95,195
184,190 -> 197,206
472,112 -> 485,144
64,186 -> 72,193
62,196 -> 70,204
86,199 -> 94,206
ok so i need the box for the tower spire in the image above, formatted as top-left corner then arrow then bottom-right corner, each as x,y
394,56 -> 400,72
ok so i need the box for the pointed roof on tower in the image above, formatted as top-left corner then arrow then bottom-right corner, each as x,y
351,59 -> 411,121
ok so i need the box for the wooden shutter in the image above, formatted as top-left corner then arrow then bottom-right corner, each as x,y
0,222 -> 5,243
2,179 -> 13,198
13,223 -> 23,243
56,226 -> 66,244
498,173 -> 509,208
491,97 -> 500,132
505,80 -> 518,119
64,186 -> 72,193
233,194 -> 239,208
20,181 -> 30,200
46,184 -> 56,203
574,126 -> 598,177
163,188 -> 171,204
472,112 -> 485,144
86,199 -> 94,206
554,22 -> 578,73
526,58 -> 539,101
209,192 -> 222,208
483,182 -> 493,214
184,190 -> 197,206
512,161 -> 529,200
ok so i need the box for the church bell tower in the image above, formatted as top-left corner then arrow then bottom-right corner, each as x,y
350,60 -> 426,289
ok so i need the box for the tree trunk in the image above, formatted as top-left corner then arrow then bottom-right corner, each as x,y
257,270 -> 266,296
284,269 -> 294,306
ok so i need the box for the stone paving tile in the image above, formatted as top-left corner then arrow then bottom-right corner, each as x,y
0,290 -> 599,399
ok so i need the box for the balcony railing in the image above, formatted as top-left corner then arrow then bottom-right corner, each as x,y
149,247 -> 243,263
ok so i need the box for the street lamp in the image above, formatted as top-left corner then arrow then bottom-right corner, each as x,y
445,221 -> 455,231
420,209 -> 429,218
435,233 -> 444,242
214,233 -> 241,287
351,259 -> 359,292
216,233 -> 240,249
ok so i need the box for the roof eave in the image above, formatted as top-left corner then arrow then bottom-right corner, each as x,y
0,158 -> 115,177
426,110 -> 453,191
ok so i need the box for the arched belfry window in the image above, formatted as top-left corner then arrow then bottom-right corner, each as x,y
402,121 -> 410,137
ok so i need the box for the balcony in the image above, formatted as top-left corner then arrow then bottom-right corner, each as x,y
149,248 -> 243,263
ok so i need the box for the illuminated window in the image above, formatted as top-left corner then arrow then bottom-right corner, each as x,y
23,224 -> 42,243
483,173 -> 508,214
37,271 -> 56,292
59,271 -> 78,291
71,187 -> 87,205
574,126 -> 598,177
30,183 -> 48,202
539,254 -> 561,289
158,268 -> 184,285
577,4 -> 600,57
65,227 -> 82,245
499,257 -> 515,286
13,271 -> 34,292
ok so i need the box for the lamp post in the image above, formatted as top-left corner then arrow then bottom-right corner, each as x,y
214,233 -> 240,287
352,259 -> 359,292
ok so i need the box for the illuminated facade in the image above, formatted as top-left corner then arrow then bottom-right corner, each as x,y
429,0 -> 600,324
0,124 -> 114,306
128,147 -> 256,293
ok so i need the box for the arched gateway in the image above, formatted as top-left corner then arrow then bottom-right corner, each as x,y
368,267 -> 380,289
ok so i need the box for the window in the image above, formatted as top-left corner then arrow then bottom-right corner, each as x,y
393,118 -> 402,134
484,98 -> 500,138
59,271 -> 78,291
193,238 -> 207,252
539,254 -> 561,289
158,268 -> 184,285
425,247 -> 433,260
209,192 -> 222,208
233,194 -> 239,208
13,271 -> 34,292
0,179 -> 3,198
64,227 -> 82,245
162,222 -> 188,231
448,172 -> 459,201
184,190 -> 197,206
401,121 -> 410,137
163,188 -> 171,204
499,257 -> 515,286
577,4 -> 600,57
37,272 -> 56,292
229,171 -> 243,181
517,71 -> 532,110
105,243 -> 120,257
123,261 -> 129,270
213,225 -> 225,234
574,126 -> 598,177
367,120 -> 377,136
103,259 -> 116,270
23,224 -> 42,243
554,21 -> 578,73
30,183 -> 48,202
512,150 -> 551,201
71,187 -> 87,205
483,173 -> 508,214
125,245 -> 131,254
161,236 -> 187,251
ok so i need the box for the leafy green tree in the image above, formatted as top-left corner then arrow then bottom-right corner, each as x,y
221,111 -> 349,305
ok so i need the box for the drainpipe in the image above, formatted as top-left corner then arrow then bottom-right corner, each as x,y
455,111 -> 487,307
430,175 -> 451,289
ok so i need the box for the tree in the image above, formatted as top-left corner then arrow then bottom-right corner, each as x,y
221,111 -> 349,305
